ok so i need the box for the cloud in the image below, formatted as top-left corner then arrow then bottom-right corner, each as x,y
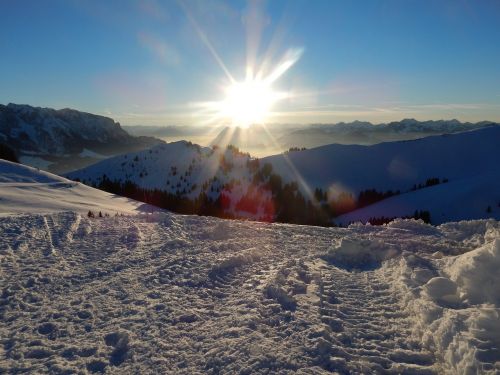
137,0 -> 170,21
137,31 -> 181,66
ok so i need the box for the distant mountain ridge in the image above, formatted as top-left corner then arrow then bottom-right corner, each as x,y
263,125 -> 500,194
203,119 -> 499,155
123,119 -> 499,158
0,103 -> 162,173
209,125 -> 276,149
276,118 -> 499,149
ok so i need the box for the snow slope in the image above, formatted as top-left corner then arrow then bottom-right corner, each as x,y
68,141 -> 219,197
0,208 -> 499,373
263,126 -> 500,195
0,159 -> 158,216
337,169 -> 500,225
66,142 -> 273,218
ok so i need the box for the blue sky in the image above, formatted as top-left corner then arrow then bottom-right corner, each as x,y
1,0 -> 500,125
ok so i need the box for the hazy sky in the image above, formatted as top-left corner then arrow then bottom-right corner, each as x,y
1,0 -> 500,125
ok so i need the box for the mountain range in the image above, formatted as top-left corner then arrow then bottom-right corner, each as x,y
125,119 -> 499,157
210,119 -> 499,153
0,104 -> 162,173
2,104 -> 498,225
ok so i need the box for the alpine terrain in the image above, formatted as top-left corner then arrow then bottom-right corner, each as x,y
0,104 -> 162,174
0,159 -> 499,374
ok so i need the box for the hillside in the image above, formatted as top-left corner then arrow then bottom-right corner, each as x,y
263,126 -> 500,195
0,159 -> 158,216
67,126 -> 500,225
0,104 -> 162,174
337,170 -> 500,225
67,141 -> 251,200
66,141 -> 274,220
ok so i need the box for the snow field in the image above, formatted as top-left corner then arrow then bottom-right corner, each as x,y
0,211 -> 498,374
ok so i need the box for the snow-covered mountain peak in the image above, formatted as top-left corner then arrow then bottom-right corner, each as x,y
0,103 -> 162,173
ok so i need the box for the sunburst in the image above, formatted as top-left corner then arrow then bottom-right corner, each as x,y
200,47 -> 303,128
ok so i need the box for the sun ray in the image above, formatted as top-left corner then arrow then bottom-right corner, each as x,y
262,48 -> 303,85
196,46 -> 302,127
180,0 -> 306,128
179,1 -> 235,83
258,123 -> 318,206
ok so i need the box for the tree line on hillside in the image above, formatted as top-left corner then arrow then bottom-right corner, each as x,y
82,171 -> 333,226
410,177 -> 448,191
75,156 -> 439,226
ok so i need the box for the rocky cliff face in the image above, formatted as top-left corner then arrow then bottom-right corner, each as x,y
0,103 -> 162,173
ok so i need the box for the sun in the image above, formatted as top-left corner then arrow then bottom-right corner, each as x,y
198,48 -> 303,127
219,79 -> 284,128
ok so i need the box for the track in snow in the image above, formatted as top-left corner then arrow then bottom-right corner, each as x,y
1,211 -> 492,374
313,264 -> 436,374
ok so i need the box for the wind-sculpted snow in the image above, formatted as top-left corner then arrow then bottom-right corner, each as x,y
0,212 -> 499,374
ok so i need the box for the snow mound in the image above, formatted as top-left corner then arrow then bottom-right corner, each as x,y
209,247 -> 263,278
423,277 -> 460,305
387,217 -> 440,234
324,237 -> 400,269
439,219 -> 499,248
386,222 -> 500,374
446,239 -> 500,305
